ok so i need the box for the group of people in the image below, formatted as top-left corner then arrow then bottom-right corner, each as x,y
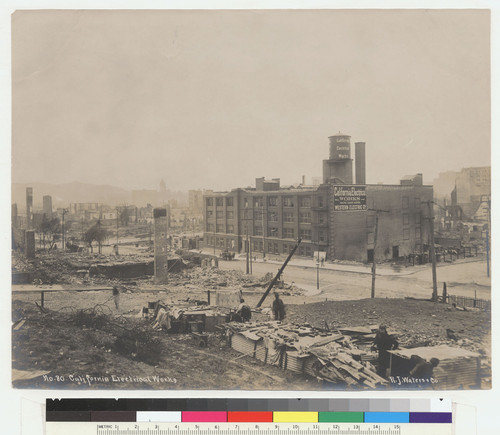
233,292 -> 286,323
233,297 -> 441,385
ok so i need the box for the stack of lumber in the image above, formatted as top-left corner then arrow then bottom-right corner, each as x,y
224,321 -> 387,388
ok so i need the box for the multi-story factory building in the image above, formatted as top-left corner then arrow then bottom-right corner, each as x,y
203,132 -> 433,263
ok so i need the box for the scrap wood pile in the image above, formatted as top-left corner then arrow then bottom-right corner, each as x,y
224,321 -> 387,388
150,302 -> 229,334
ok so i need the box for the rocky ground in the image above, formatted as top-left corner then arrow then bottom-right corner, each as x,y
11,251 -> 491,390
12,295 -> 491,390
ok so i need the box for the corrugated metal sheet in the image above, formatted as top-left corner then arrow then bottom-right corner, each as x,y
255,341 -> 267,363
434,357 -> 480,389
285,351 -> 307,373
231,333 -> 257,356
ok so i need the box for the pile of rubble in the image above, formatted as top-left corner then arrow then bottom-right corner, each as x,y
224,321 -> 387,389
166,268 -> 261,290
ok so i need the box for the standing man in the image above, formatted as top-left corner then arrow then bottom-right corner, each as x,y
371,325 -> 398,377
272,292 -> 286,321
112,286 -> 120,310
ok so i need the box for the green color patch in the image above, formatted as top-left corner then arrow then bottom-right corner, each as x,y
318,412 -> 364,422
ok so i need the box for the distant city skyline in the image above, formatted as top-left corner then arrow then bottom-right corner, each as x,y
12,10 -> 490,192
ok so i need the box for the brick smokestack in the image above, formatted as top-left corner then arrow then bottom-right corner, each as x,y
355,142 -> 366,185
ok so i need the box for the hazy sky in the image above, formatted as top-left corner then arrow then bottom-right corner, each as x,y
12,9 -> 490,191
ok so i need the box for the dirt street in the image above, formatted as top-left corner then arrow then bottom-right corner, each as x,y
218,257 -> 491,301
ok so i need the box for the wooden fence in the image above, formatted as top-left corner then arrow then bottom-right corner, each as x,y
448,294 -> 491,312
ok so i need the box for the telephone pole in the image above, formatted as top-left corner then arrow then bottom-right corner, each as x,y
316,234 -> 320,290
61,209 -> 67,252
425,201 -> 438,301
371,213 -> 379,298
369,208 -> 389,298
246,224 -> 250,274
480,195 -> 491,278
97,219 -> 102,254
262,204 -> 266,259
116,207 -> 119,255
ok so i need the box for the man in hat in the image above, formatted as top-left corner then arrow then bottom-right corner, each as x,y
272,292 -> 286,321
371,325 -> 398,377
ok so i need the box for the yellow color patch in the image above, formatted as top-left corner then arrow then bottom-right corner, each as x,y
273,412 -> 318,423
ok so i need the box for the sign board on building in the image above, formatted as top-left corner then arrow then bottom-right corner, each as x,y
333,185 -> 367,211
330,136 -> 351,160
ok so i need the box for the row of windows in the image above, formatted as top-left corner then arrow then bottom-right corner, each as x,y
208,195 -> 419,211
260,210 -> 311,222
207,223 -> 326,241
206,235 -> 321,257
403,213 -> 421,225
246,196 -> 315,208
209,227 -> 322,241
207,224 -> 236,233
251,241 -> 314,256
402,197 -> 421,209
208,209 -> 324,224
206,197 -> 234,207
207,195 -> 325,209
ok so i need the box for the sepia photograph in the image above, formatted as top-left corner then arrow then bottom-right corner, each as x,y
10,9 -> 491,391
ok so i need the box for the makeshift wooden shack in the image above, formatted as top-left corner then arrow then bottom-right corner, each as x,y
388,345 -> 481,389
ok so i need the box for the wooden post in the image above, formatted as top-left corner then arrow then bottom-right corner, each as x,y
41,291 -> 45,308
249,236 -> 253,274
116,209 -> 119,255
371,214 -> 379,299
245,225 -> 249,275
486,229 -> 490,278
256,239 -> 302,308
316,234 -> 320,290
427,201 -> 438,301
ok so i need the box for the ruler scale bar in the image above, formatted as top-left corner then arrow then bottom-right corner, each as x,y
45,422 -> 452,435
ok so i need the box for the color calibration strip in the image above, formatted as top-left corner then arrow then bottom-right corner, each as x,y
46,399 -> 452,424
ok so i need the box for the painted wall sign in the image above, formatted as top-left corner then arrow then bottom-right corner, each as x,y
333,185 -> 367,211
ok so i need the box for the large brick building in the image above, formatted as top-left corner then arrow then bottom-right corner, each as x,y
203,133 -> 433,262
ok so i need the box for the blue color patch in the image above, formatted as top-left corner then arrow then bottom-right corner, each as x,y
364,412 -> 410,423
